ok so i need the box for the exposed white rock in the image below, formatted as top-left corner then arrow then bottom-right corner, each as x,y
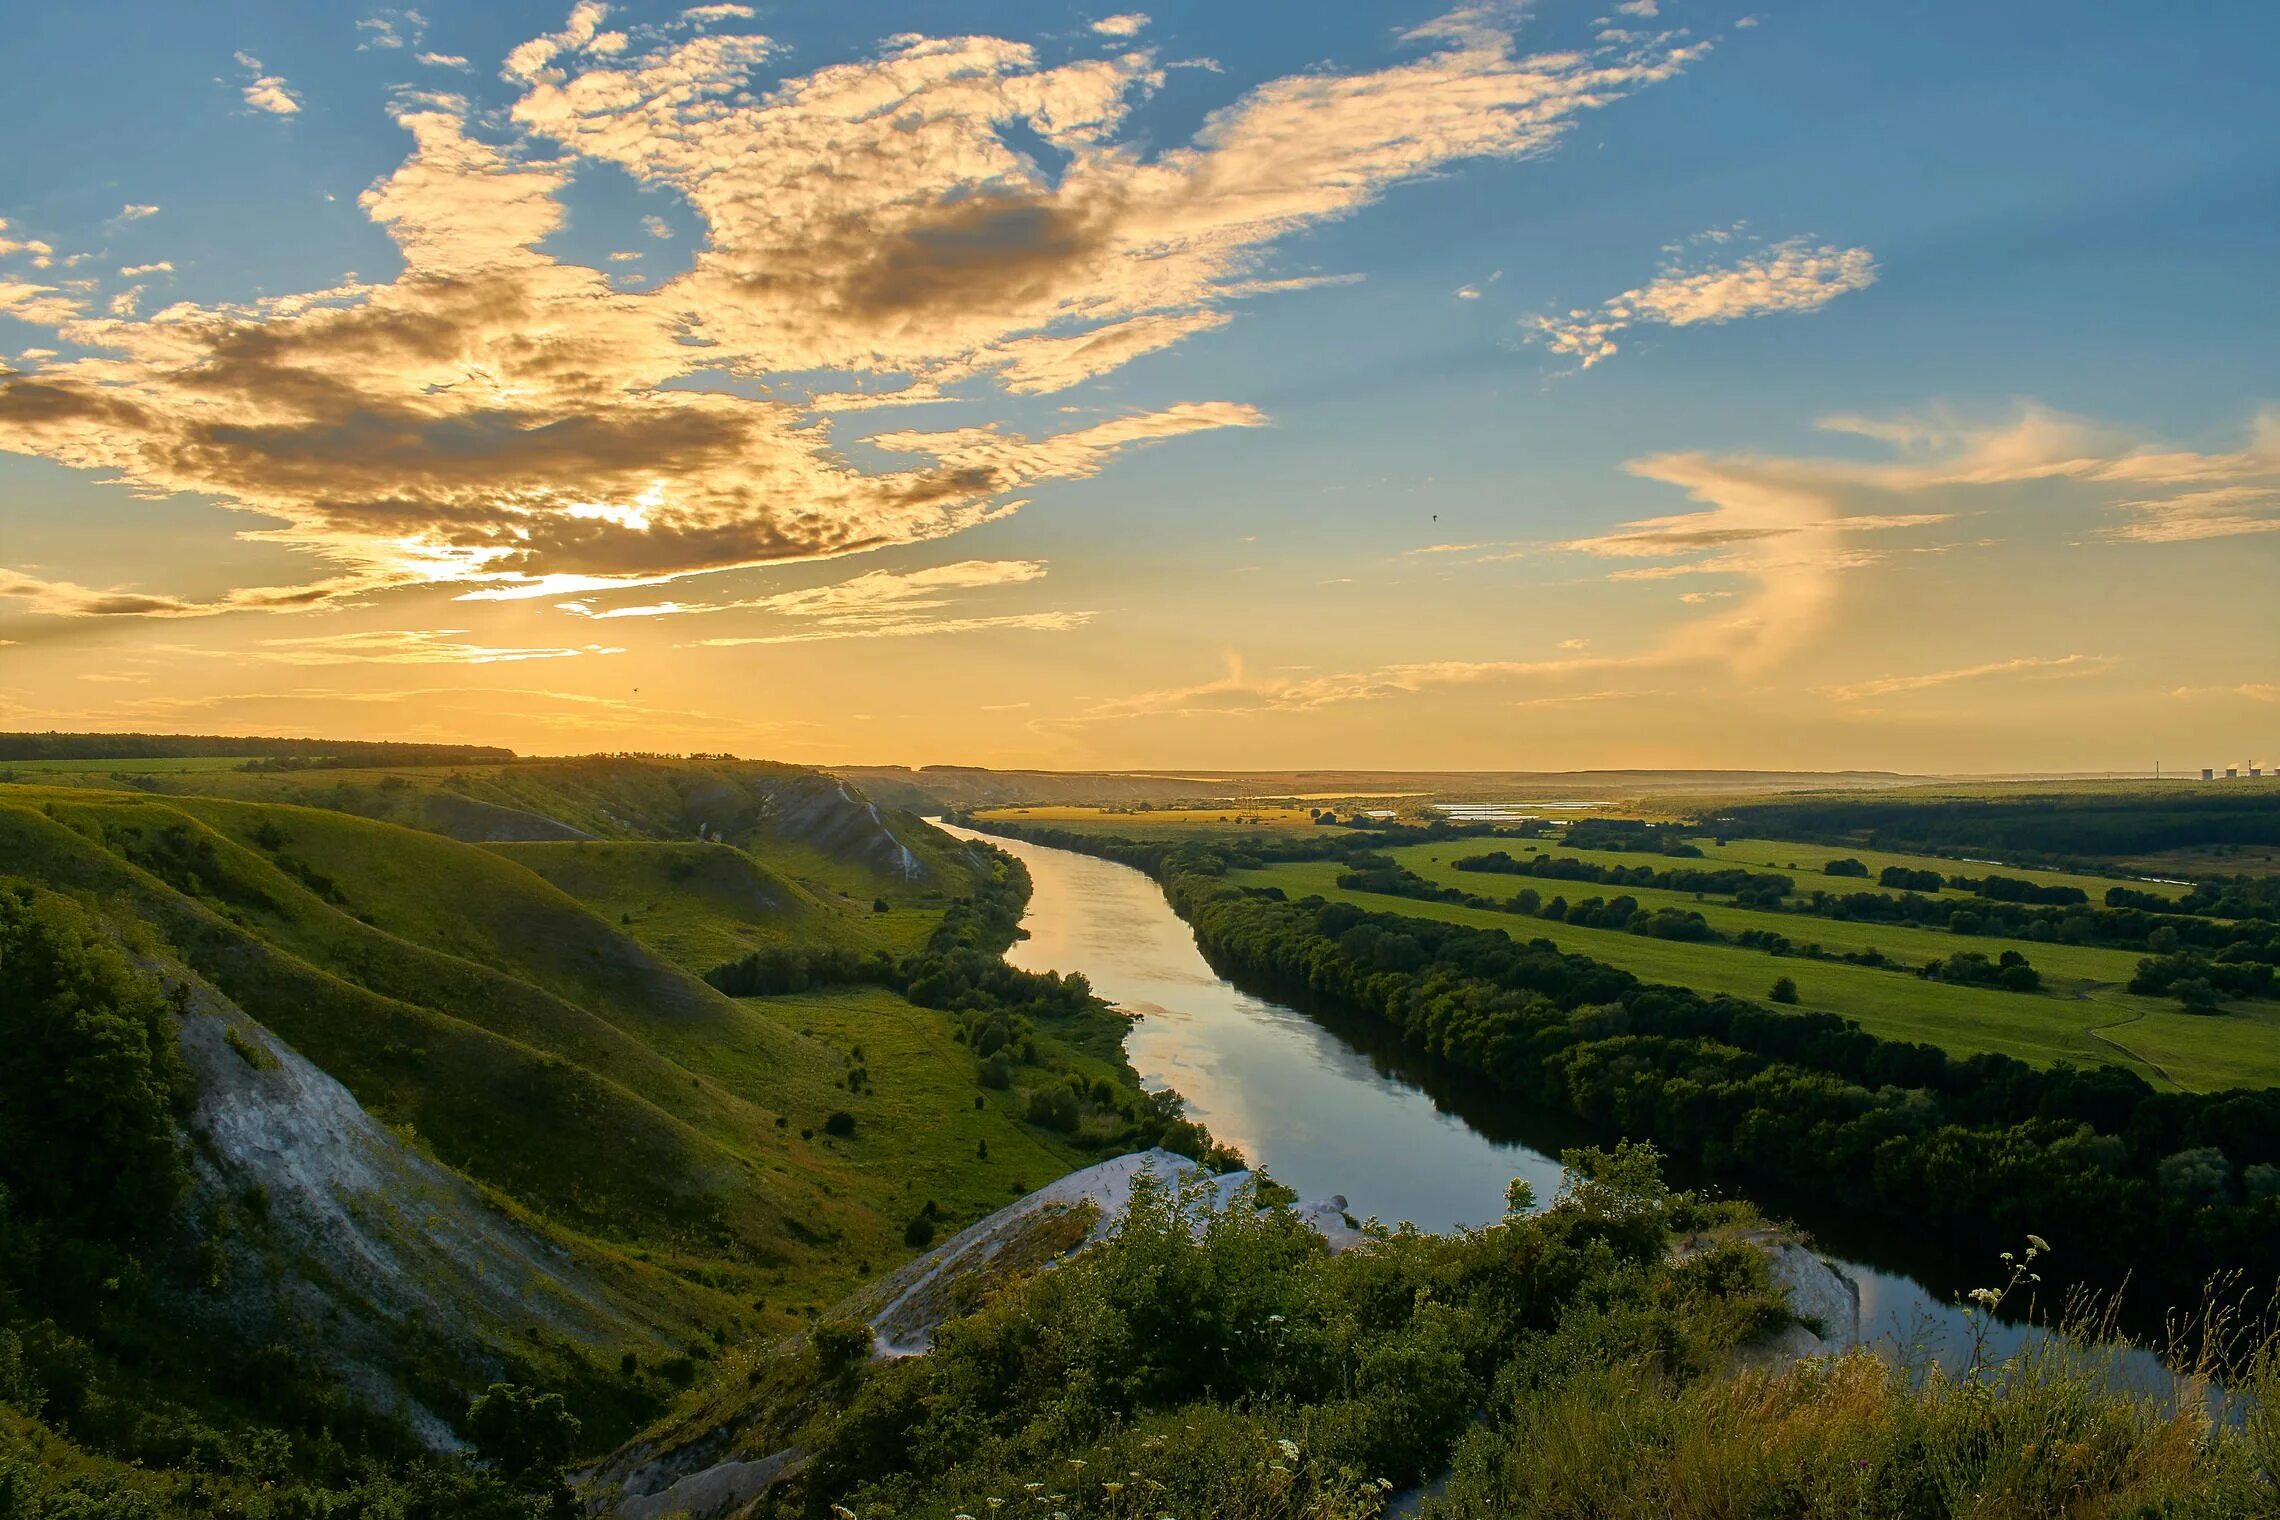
171,976 -> 658,1445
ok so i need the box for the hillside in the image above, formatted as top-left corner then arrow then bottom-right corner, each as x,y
0,756 -> 1188,1492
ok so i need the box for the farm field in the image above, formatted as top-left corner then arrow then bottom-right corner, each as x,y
1386,845 -> 2156,986
0,754 -> 262,774
1452,834 -> 2187,904
1229,860 -> 2280,1090
970,806 -> 2188,901
972,803 -> 1351,838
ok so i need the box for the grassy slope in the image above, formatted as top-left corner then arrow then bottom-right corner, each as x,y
1230,860 -> 2280,1090
0,787 -> 1104,1325
490,839 -> 936,972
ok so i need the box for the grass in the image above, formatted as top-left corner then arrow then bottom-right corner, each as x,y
1388,844 -> 2157,986
0,754 -> 262,774
976,804 -> 1354,839
486,838 -> 926,974
0,783 -> 1126,1328
977,807 -> 2189,900
1230,860 -> 2280,1089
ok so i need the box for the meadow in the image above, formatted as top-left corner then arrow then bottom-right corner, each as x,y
972,805 -> 2188,900
1228,858 -> 2280,1090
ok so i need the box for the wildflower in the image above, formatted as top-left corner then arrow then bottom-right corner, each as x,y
1277,1439 -> 1300,1462
2027,1233 -> 2049,1252
1104,1482 -> 1125,1495
831,1509 -> 857,1520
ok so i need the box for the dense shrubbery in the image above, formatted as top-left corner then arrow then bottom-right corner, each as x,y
1918,948 -> 2042,992
767,1147 -> 1791,1516
704,943 -> 900,995
701,1148 -> 2280,1518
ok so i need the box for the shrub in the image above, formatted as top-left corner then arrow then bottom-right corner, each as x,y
822,1110 -> 857,1138
1769,976 -> 1799,1004
465,1383 -> 580,1487
813,1319 -> 872,1376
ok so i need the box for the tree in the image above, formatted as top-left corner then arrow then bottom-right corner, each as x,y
2174,977 -> 2224,1014
0,885 -> 190,1267
1769,976 -> 1800,1005
873,897 -> 891,914
466,1383 -> 580,1490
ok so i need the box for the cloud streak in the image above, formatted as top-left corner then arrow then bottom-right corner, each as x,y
1826,654 -> 2115,702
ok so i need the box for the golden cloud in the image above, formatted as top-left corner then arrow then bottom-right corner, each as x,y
0,5 -> 1704,619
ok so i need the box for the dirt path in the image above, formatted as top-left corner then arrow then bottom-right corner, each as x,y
2081,1000 -> 2183,1090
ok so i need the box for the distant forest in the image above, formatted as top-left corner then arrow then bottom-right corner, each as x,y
0,731 -> 514,765
1712,791 -> 2280,860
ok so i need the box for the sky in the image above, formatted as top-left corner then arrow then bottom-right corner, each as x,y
0,0 -> 2274,773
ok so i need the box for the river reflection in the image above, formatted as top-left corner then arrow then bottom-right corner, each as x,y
933,820 -> 2189,1388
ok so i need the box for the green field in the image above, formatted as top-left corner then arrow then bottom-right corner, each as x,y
976,803 -> 1352,838
1231,859 -> 2280,1090
1388,845 -> 2156,985
973,806 -> 2187,901
0,754 -> 263,774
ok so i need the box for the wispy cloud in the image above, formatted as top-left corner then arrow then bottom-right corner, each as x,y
355,9 -> 427,51
1533,230 -> 1875,368
559,558 -> 1092,646
1091,14 -> 1150,38
234,51 -> 304,116
1827,654 -> 2115,702
2105,486 -> 2280,543
250,629 -> 623,665
682,3 -> 756,23
118,261 -> 174,277
0,4 -> 1705,616
0,569 -> 370,619
0,221 -> 56,270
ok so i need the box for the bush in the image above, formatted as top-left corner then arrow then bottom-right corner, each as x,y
1025,1084 -> 1081,1132
465,1383 -> 580,1488
1768,976 -> 1799,1004
814,1319 -> 872,1376
822,1110 -> 857,1138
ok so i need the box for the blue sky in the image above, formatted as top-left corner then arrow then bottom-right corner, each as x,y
0,1 -> 2274,768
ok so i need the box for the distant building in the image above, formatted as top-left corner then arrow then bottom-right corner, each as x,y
2203,768 -> 2216,781
2227,767 -> 2240,779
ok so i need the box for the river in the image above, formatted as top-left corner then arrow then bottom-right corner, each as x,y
934,820 -> 2190,1377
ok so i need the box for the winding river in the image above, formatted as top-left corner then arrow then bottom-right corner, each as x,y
934,820 -> 2184,1376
